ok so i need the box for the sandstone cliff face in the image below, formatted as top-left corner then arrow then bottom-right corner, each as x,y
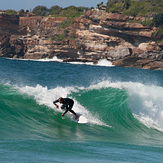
0,13 -> 22,57
19,17 -> 67,35
0,13 -> 19,36
0,14 -> 72,59
74,10 -> 163,69
0,11 -> 162,70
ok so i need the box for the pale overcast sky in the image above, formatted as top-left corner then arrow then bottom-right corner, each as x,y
1,0 -> 108,11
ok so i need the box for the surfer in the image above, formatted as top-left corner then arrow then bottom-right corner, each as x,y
53,97 -> 79,119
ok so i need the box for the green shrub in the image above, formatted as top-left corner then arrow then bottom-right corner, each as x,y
51,34 -> 65,41
58,6 -> 84,18
109,2 -> 123,13
64,30 -> 69,37
19,9 -> 25,16
151,29 -> 163,39
141,19 -> 154,27
58,34 -> 64,41
69,33 -> 76,40
51,32 -> 76,41
31,5 -> 87,18
49,5 -> 62,16
153,13 -> 163,27
59,18 -> 74,28
97,2 -> 103,9
124,1 -> 144,17
5,10 -> 17,14
32,5 -> 48,16
107,0 -> 163,17
107,0 -> 131,13
106,0 -> 163,28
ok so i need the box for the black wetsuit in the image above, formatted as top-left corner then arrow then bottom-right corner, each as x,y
53,98 -> 76,115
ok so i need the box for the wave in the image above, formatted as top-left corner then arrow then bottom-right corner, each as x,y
87,80 -> 163,132
0,81 -> 163,144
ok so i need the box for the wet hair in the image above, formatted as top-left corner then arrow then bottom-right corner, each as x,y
59,97 -> 63,102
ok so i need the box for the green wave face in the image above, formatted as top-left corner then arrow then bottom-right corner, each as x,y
1,84 -> 163,146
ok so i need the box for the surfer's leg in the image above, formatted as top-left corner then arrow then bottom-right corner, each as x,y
69,110 -> 79,119
69,109 -> 76,115
68,102 -> 79,119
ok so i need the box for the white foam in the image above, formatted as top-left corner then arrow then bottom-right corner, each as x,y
69,61 -> 94,65
126,84 -> 163,132
17,84 -> 75,108
87,80 -> 123,90
96,59 -> 114,67
37,56 -> 63,62
69,59 -> 114,67
8,57 -> 114,67
8,56 -> 63,63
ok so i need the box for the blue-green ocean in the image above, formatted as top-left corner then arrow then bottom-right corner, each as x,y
0,58 -> 163,162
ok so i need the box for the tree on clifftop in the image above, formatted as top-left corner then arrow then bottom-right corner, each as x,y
19,9 -> 25,16
49,5 -> 62,16
32,6 -> 48,16
97,2 -> 103,9
106,0 -> 131,13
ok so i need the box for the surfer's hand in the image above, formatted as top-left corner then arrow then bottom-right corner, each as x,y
55,104 -> 59,108
61,113 -> 64,116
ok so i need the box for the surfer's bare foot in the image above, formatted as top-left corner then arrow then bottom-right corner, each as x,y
75,115 -> 79,120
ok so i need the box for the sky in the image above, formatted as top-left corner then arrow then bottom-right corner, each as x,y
0,0 -> 108,11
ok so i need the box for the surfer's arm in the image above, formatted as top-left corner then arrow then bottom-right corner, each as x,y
62,108 -> 69,116
53,100 -> 59,108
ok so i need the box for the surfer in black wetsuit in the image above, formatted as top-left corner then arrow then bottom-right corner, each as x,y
53,97 -> 79,119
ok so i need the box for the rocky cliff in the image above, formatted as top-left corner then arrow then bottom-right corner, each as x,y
74,10 -> 163,69
0,10 -> 162,70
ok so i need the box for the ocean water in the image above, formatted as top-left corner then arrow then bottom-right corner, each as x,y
0,58 -> 163,162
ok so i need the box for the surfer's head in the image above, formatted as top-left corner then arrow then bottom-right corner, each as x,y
59,97 -> 63,103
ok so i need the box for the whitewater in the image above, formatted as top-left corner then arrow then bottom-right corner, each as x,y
0,58 -> 163,162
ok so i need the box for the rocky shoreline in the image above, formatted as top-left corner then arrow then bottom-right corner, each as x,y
0,10 -> 162,70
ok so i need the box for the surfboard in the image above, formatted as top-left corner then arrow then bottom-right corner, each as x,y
73,115 -> 88,124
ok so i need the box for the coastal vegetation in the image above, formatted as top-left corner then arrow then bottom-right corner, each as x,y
4,9 -> 17,14
106,0 -> 163,27
51,30 -> 76,41
32,5 -> 88,18
1,5 -> 88,18
106,0 -> 163,16
106,0 -> 163,39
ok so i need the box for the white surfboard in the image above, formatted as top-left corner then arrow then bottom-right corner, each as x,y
73,115 -> 88,124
